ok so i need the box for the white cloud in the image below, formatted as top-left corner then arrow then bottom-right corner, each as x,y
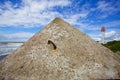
0,32 -> 34,41
89,30 -> 120,43
0,0 -> 91,28
97,1 -> 113,12
5,32 -> 34,39
104,20 -> 120,28
105,31 -> 116,39
98,31 -> 117,42
89,33 -> 101,41
64,13 -> 88,25
0,0 -> 71,27
96,0 -> 120,18
114,35 -> 120,41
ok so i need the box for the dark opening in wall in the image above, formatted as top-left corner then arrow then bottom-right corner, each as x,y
48,40 -> 57,50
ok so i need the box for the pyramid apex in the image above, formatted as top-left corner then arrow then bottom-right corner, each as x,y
52,17 -> 65,23
54,17 -> 63,20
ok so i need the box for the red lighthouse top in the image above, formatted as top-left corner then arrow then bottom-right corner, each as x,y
101,26 -> 105,32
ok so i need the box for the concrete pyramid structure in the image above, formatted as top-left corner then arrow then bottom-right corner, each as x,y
0,18 -> 120,80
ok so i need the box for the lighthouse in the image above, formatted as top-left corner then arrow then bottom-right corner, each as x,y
101,26 -> 105,44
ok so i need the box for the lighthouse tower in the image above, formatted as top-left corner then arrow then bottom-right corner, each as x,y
101,26 -> 105,44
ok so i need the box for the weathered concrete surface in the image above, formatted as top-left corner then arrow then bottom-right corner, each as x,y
0,18 -> 120,80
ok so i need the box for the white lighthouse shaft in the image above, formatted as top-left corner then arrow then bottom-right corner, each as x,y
101,32 -> 105,44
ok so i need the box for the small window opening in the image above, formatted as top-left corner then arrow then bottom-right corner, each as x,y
48,40 -> 57,50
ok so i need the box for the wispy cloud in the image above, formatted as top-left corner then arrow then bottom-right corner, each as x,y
89,30 -> 118,43
0,0 -> 71,27
97,30 -> 117,42
0,32 -> 34,41
96,0 -> 120,18
0,0 -> 92,28
105,31 -> 116,39
104,20 -> 120,28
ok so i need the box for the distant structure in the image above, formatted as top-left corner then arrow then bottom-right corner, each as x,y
101,26 -> 105,44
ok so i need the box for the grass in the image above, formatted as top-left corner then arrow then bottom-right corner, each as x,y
102,41 -> 120,53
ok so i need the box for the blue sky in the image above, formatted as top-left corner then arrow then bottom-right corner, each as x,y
0,0 -> 120,42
